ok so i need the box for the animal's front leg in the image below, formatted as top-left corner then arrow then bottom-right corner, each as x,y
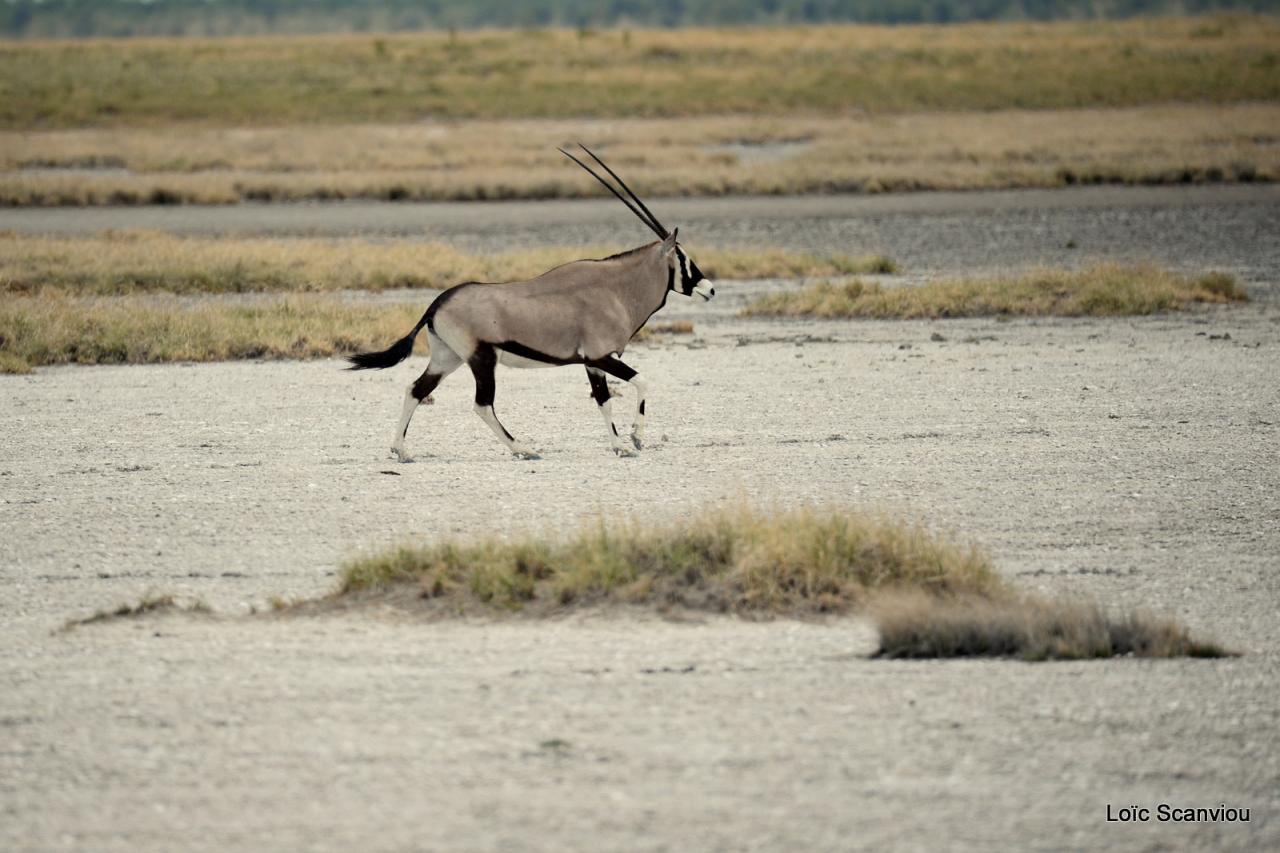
586,366 -> 636,457
591,356 -> 647,452
628,374 -> 649,450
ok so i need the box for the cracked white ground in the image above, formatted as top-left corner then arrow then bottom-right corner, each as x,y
1,188 -> 1277,852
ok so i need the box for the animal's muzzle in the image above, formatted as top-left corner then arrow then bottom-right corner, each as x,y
694,280 -> 716,301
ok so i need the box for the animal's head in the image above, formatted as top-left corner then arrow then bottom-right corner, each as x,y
661,229 -> 715,301
561,143 -> 715,302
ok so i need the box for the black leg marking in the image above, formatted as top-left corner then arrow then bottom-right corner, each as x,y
412,371 -> 443,401
499,340 -> 581,366
469,345 -> 514,442
589,355 -> 638,383
585,367 -> 611,406
470,345 -> 497,408
639,400 -> 646,416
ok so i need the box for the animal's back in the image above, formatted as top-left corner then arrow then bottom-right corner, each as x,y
427,258 -> 637,361
429,263 -> 634,361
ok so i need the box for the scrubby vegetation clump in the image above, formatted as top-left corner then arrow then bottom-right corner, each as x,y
743,264 -> 1248,319
334,506 -> 1229,660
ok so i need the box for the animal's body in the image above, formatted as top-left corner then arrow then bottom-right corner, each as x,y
348,146 -> 715,461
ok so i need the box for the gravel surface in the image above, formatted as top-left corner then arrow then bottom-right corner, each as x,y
2,188 -> 1278,851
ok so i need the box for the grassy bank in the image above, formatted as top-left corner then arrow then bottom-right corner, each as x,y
0,293 -> 423,373
0,291 -> 695,373
332,506 -> 1227,659
742,264 -> 1248,319
2,104 -> 1277,205
0,232 -> 891,296
3,18 -> 1277,129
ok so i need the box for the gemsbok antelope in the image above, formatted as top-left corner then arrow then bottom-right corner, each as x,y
347,144 -> 716,461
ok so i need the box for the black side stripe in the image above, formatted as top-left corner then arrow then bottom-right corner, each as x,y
494,340 -> 583,366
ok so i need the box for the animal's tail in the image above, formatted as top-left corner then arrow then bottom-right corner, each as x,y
346,306 -> 431,370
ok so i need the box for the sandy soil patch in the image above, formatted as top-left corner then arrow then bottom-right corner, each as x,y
2,304 -> 1277,851
2,188 -> 1277,850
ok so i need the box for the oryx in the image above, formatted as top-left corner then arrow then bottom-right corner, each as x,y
347,144 -> 715,461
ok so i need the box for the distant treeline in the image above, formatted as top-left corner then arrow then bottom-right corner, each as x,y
5,0 -> 1278,38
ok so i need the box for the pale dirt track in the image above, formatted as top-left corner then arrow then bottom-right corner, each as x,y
2,188 -> 1280,851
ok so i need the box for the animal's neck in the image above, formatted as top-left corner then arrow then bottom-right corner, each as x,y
606,245 -> 670,335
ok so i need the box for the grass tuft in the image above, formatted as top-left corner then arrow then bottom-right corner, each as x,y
334,506 -> 1226,660
868,590 -> 1233,660
742,264 -> 1248,320
338,506 -> 1005,614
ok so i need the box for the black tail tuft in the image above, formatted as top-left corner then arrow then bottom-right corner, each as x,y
347,333 -> 417,370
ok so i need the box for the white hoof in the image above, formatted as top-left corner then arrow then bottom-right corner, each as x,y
613,446 -> 639,458
630,432 -> 644,451
390,447 -> 415,463
512,447 -> 541,461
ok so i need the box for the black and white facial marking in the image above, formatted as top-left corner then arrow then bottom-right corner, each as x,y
672,245 -> 716,301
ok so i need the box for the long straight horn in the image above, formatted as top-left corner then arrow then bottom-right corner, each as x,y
578,143 -> 669,239
558,146 -> 668,240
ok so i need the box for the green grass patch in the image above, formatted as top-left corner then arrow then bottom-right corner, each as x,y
0,232 -> 884,296
742,264 -> 1247,319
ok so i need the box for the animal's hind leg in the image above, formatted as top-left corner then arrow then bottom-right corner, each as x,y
469,344 -> 539,460
391,332 -> 461,462
591,356 -> 648,451
586,366 -> 635,458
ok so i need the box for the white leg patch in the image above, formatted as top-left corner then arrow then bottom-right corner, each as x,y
599,398 -> 636,457
629,374 -> 650,450
474,404 -> 540,460
391,387 -> 419,462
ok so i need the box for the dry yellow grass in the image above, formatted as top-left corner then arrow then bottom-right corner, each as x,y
337,505 -> 1003,613
743,264 -> 1248,319
632,320 -> 694,343
0,231 -> 891,295
0,292 -> 698,373
3,17 -> 1276,128
328,505 -> 1228,659
3,104 -> 1276,205
868,590 -> 1230,660
0,293 -> 424,373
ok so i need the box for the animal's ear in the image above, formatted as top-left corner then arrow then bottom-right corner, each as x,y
661,228 -> 678,254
